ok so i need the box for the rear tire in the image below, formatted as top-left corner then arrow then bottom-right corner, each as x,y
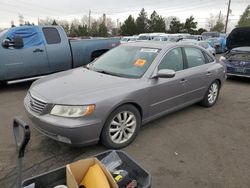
101,104 -> 141,149
200,80 -> 220,107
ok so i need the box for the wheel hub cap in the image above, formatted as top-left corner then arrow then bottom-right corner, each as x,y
109,111 -> 136,144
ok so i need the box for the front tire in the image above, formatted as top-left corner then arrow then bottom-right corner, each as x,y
101,104 -> 141,149
200,80 -> 220,107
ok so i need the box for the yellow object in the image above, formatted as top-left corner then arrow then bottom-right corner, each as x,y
80,163 -> 110,188
114,175 -> 123,181
134,59 -> 146,67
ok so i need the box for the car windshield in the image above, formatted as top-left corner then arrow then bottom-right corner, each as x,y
89,46 -> 160,78
185,35 -> 197,40
138,35 -> 148,40
121,38 -> 129,41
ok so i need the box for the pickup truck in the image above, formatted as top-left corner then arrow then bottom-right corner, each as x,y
0,25 -> 120,84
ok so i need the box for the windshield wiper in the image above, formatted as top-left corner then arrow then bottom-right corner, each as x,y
94,69 -> 123,77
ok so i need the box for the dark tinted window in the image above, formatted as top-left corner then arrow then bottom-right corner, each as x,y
185,47 -> 206,68
158,48 -> 183,71
42,27 -> 61,44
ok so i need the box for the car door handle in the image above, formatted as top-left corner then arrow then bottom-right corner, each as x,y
179,79 -> 187,84
33,49 -> 44,53
206,72 -> 213,76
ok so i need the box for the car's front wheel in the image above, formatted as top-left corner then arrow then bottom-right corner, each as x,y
201,80 -> 220,107
101,104 -> 141,149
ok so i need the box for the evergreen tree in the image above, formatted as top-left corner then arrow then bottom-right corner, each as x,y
148,11 -> 166,32
52,20 -> 58,25
90,22 -> 99,37
237,5 -> 250,27
69,23 -> 78,37
136,8 -> 149,33
78,25 -> 88,36
98,22 -> 108,37
211,21 -> 224,32
120,15 -> 137,36
183,16 -> 197,34
169,18 -> 184,33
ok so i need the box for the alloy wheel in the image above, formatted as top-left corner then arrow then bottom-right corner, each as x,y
108,111 -> 137,144
208,83 -> 218,104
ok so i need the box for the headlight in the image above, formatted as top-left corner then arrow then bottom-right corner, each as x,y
219,56 -> 226,62
50,104 -> 95,117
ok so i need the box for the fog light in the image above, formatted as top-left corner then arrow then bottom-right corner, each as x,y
57,135 -> 71,144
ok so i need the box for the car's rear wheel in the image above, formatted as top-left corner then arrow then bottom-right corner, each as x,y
200,80 -> 220,107
101,104 -> 141,149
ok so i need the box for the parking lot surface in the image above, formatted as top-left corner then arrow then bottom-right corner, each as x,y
0,76 -> 250,188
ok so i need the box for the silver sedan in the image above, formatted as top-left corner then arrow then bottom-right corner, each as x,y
24,42 -> 226,148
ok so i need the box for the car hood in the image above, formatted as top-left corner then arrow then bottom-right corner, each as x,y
30,68 -> 134,104
227,27 -> 250,50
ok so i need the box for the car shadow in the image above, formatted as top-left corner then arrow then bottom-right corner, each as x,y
0,81 -> 33,92
226,76 -> 250,84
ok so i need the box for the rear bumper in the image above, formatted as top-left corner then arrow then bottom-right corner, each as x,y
227,73 -> 250,78
24,98 -> 103,146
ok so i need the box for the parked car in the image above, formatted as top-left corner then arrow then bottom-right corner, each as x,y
152,34 -> 169,41
167,34 -> 188,42
120,36 -> 138,43
180,39 -> 216,56
0,25 -> 120,84
184,35 -> 202,41
201,31 -> 220,40
220,27 -> 250,78
137,33 -> 166,41
206,37 -> 227,54
24,42 -> 226,149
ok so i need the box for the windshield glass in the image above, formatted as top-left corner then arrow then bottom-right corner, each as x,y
89,46 -> 160,78
0,30 -> 7,38
138,35 -> 148,40
185,35 -> 197,40
121,38 -> 128,42
202,32 -> 220,40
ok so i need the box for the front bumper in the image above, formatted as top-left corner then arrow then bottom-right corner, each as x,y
24,96 -> 103,146
226,64 -> 250,78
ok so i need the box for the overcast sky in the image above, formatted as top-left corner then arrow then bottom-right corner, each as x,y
0,0 -> 249,31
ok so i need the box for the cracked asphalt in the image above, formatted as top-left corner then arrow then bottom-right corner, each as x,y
0,76 -> 250,188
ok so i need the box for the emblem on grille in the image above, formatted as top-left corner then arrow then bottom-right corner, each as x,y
240,61 -> 246,66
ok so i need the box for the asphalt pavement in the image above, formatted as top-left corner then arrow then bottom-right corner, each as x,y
0,76 -> 250,188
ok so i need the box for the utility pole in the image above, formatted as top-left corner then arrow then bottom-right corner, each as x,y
224,0 -> 231,33
88,9 -> 91,30
219,10 -> 221,20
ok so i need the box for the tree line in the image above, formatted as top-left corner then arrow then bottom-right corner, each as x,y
120,8 -> 207,36
9,5 -> 250,37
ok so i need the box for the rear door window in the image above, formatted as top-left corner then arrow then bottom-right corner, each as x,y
42,27 -> 61,44
184,47 -> 206,68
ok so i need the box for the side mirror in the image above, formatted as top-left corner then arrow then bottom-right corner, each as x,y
2,36 -> 24,49
153,69 -> 176,79
2,39 -> 11,48
13,36 -> 24,49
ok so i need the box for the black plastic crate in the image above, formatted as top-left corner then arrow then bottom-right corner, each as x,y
22,150 -> 151,188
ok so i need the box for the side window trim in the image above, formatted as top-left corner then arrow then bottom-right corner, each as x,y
181,47 -> 188,69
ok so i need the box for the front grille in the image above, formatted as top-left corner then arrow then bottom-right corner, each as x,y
27,93 -> 47,114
